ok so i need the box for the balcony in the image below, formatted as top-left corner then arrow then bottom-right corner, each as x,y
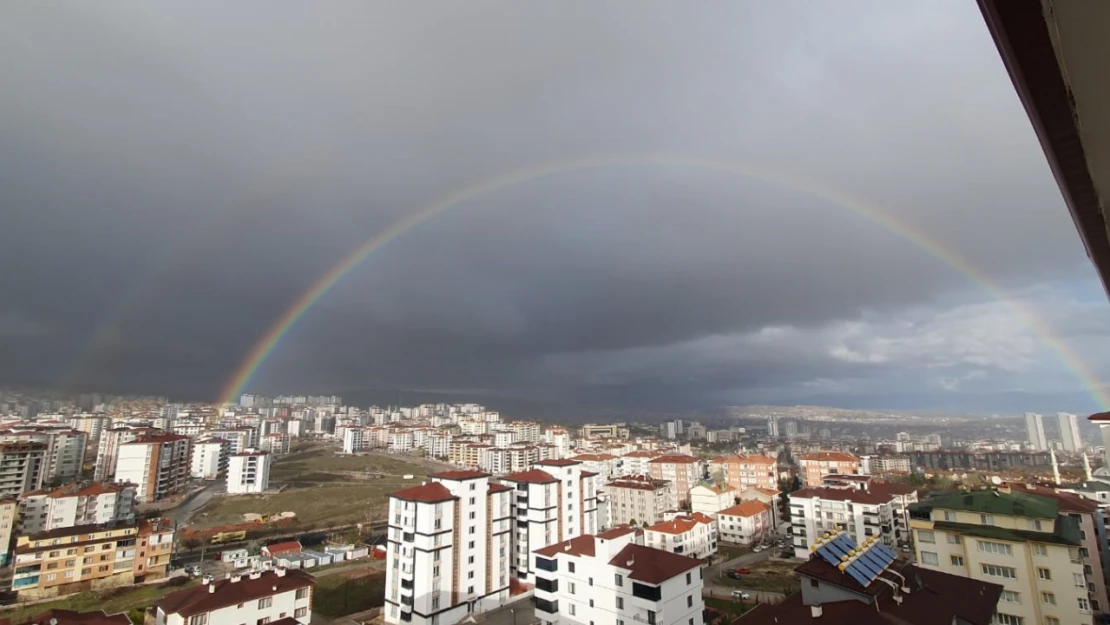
534,597 -> 559,615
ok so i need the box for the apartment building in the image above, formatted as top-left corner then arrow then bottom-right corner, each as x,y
910,489 -> 1092,624
0,498 -> 16,564
796,451 -> 860,486
579,423 -> 629,439
1005,483 -> 1110,613
860,454 -> 912,475
510,421 -> 542,443
689,483 -> 738,518
603,475 -> 677,527
93,427 -> 156,482
0,442 -> 47,497
532,526 -> 705,625
643,512 -> 717,560
717,500 -> 772,546
190,438 -> 229,480
569,453 -> 623,480
500,459 -> 600,582
619,451 -> 659,477
12,518 -> 174,598
68,413 -> 110,442
227,450 -> 272,494
543,427 -> 571,459
114,434 -> 191,503
0,428 -> 88,484
18,482 -> 137,535
156,568 -> 315,625
261,432 -> 290,455
789,481 -> 918,558
208,428 -> 253,454
648,455 -> 700,505
743,532 -> 1002,625
384,470 -> 512,625
722,454 -> 778,490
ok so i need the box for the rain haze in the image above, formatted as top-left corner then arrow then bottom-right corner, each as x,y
2,1 -> 1108,414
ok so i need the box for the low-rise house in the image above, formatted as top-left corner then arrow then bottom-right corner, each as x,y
155,568 -> 315,625
262,541 -> 302,559
22,609 -> 130,625
717,500 -> 772,545
643,512 -> 717,560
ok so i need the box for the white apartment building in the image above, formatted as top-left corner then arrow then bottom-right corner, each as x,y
190,438 -> 229,480
860,455 -> 912,475
0,442 -> 47,498
789,481 -> 918,558
68,414 -> 109,442
261,432 -> 289,455
717,500 -> 772,545
384,470 -> 512,625
499,459 -> 600,583
1058,412 -> 1082,452
603,475 -> 677,527
93,427 -> 156,481
621,451 -> 660,478
208,428 -> 252,454
155,568 -> 315,625
18,482 -> 137,534
643,513 -> 718,560
227,450 -> 272,494
532,526 -> 704,625
570,453 -> 623,480
288,419 -> 305,438
543,428 -> 571,459
511,421 -> 542,443
1025,412 -> 1048,451
114,434 -> 191,503
648,455 -> 701,505
0,428 -> 87,484
689,483 -> 738,518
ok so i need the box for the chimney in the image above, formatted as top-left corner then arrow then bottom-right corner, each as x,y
249,571 -> 262,580
208,583 -> 216,594
276,567 -> 286,577
231,574 -> 242,583
810,604 -> 822,618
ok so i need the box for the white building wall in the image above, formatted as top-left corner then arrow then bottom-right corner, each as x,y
227,452 -> 272,494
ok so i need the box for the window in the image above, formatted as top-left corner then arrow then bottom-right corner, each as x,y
993,614 -> 1022,625
589,600 -> 594,608
468,571 -> 474,579
616,597 -> 624,609
615,574 -> 623,586
1080,547 -> 1090,558
468,541 -> 475,549
1000,590 -> 1020,603
588,577 -> 593,586
1079,598 -> 1091,613
686,572 -> 692,584
980,514 -> 994,526
1044,618 -> 1060,625
568,582 -> 575,594
258,598 -> 273,609
569,562 -> 576,573
946,534 -> 960,544
687,595 -> 693,608
296,588 -> 309,599
1074,572 -> 1086,588
1027,519 -> 1042,531
917,531 -> 935,544
1033,544 -> 1047,556
951,555 -> 964,566
468,556 -> 474,564
981,564 -> 1016,579
469,512 -> 475,519
569,604 -> 576,616
920,551 -> 939,566
1037,568 -> 1051,581
977,541 -> 1013,556
1041,592 -> 1056,605
294,608 -> 307,619
256,620 -> 270,625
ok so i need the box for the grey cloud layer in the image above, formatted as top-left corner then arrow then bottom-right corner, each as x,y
0,1 -> 1104,411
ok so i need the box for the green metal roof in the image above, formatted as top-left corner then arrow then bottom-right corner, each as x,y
923,490 -> 1058,520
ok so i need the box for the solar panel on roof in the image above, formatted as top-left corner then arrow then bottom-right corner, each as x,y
873,544 -> 898,561
845,565 -> 871,587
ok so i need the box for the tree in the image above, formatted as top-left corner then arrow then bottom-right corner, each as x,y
629,519 -> 637,526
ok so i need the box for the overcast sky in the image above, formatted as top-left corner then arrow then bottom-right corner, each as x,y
3,1 -> 1108,414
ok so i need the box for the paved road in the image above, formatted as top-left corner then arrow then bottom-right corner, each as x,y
169,481 -> 225,526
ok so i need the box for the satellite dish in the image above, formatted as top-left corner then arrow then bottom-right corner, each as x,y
990,476 -> 1002,485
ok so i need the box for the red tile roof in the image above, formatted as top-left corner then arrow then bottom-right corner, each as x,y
263,541 -> 302,555
156,569 -> 315,618
390,481 -> 457,503
608,543 -> 701,584
797,451 -> 859,462
1006,483 -> 1100,513
648,454 -> 699,464
597,525 -> 638,540
606,475 -> 669,491
719,501 -> 771,517
488,483 -> 514,494
572,453 -> 617,461
501,469 -> 558,484
23,609 -> 130,625
791,487 -> 895,505
534,535 -> 597,558
644,513 -> 714,535
535,459 -> 581,467
428,470 -> 489,480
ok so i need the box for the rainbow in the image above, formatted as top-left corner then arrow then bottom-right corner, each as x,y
217,154 -> 1110,408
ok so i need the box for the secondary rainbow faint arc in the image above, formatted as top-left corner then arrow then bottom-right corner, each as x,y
217,154 -> 1110,409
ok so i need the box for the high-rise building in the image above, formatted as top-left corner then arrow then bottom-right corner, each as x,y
0,442 -> 46,498
648,455 -> 701,504
17,482 -> 137,535
114,435 -> 191,503
1025,412 -> 1048,451
767,415 -> 780,438
498,459 -> 599,583
910,489 -> 1092,623
190,438 -> 229,480
94,427 -> 157,482
1057,412 -> 1082,452
226,450 -> 271,494
384,470 -> 512,625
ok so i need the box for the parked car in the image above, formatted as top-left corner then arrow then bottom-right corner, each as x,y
734,568 -> 751,574
727,571 -> 744,579
752,545 -> 764,552
731,591 -> 751,601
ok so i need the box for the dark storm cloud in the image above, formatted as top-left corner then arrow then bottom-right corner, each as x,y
1,1 -> 1104,410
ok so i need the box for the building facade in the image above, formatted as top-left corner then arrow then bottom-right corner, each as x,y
114,434 -> 191,503
603,476 -> 677,527
190,438 -> 229,480
227,450 -> 272,494
722,454 -> 778,490
689,483 -> 738,518
384,470 -> 513,625
18,482 -> 137,535
796,452 -> 860,487
0,442 -> 46,497
643,513 -> 717,560
648,455 -> 700,505
156,568 -> 314,625
717,500 -> 772,546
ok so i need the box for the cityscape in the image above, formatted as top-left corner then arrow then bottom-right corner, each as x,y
4,2 -> 1110,625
